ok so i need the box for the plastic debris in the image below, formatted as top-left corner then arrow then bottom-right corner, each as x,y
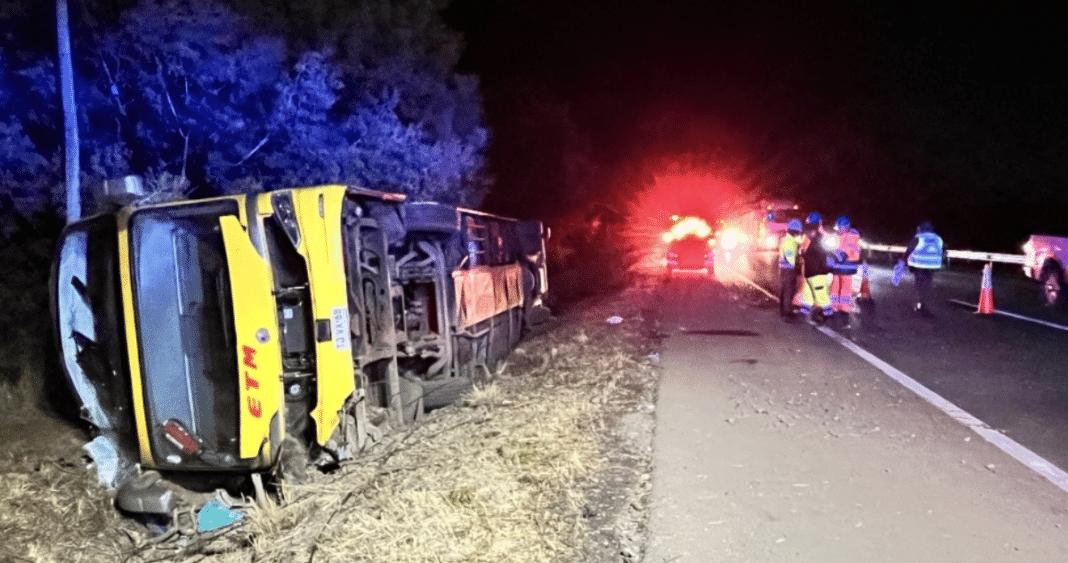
606,315 -> 624,325
197,498 -> 245,532
83,434 -> 123,488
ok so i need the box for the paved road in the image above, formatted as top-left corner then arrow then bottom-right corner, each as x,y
642,275 -> 1068,562
741,252 -> 1068,472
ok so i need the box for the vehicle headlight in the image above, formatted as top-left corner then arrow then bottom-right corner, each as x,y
271,192 -> 301,248
721,229 -> 739,250
822,234 -> 838,250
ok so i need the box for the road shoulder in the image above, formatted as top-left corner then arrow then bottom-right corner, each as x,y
643,280 -> 1068,563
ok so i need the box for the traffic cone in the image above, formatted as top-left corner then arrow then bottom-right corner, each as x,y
976,262 -> 994,314
857,261 -> 873,301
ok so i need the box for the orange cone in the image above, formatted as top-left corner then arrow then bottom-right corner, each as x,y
857,261 -> 873,301
976,262 -> 994,314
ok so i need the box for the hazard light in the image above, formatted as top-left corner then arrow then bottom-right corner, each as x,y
668,216 -> 712,240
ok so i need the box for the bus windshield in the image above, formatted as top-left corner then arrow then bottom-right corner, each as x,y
129,201 -> 241,465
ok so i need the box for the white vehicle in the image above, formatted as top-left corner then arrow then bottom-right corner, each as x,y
1023,235 -> 1068,306
731,200 -> 803,251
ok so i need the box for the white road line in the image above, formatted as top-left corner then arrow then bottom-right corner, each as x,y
817,326 -> 1068,495
947,299 -> 1068,332
726,267 -> 1068,495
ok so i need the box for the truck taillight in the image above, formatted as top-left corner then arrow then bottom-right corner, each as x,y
163,419 -> 202,455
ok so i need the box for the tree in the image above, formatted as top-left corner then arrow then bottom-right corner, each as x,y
80,0 -> 488,205
0,52 -> 62,227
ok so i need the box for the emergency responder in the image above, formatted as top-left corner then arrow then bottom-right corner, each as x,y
798,213 -> 834,323
829,215 -> 862,326
778,218 -> 803,318
904,220 -> 945,313
792,212 -> 821,309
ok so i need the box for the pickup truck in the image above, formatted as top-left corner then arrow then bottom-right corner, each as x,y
1022,235 -> 1068,306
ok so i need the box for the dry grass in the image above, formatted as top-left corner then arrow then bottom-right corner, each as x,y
0,461 -> 129,563
0,284 -> 661,563
0,376 -> 37,413
222,382 -> 599,563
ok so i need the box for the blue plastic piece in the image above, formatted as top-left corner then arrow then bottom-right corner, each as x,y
197,498 -> 244,532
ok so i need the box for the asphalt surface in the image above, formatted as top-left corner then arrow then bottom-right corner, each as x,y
742,252 -> 1068,472
641,270 -> 1068,562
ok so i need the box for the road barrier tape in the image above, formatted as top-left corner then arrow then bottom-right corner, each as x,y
862,243 -> 1027,265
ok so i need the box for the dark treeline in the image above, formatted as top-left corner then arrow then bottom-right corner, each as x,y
0,0 -> 489,221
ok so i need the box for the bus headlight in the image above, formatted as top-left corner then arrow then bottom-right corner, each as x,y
271,192 -> 302,248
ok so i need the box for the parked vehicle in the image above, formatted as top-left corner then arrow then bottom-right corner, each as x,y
51,185 -> 550,515
663,216 -> 716,280
1022,235 -> 1068,306
732,200 -> 803,252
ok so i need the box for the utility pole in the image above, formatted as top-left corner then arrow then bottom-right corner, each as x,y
56,0 -> 80,223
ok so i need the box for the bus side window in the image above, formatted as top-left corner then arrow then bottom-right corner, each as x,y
466,216 -> 486,267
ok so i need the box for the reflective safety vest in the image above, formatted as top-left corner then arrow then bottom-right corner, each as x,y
907,232 -> 944,269
838,228 -> 861,262
779,235 -> 800,268
830,228 -> 861,275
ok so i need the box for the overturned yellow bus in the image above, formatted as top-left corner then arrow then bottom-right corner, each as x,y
52,185 -> 549,514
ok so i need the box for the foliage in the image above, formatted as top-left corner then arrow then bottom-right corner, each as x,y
0,0 -> 490,223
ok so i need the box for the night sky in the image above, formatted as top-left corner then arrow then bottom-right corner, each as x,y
448,0 -> 1068,251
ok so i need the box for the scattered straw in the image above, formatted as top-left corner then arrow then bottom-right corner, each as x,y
0,285 -> 662,563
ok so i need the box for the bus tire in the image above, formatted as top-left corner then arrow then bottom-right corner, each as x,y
403,202 -> 461,233
419,377 -> 473,410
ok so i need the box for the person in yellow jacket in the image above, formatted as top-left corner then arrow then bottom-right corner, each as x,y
778,219 -> 803,318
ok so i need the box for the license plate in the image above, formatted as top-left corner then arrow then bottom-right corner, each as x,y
331,306 -> 351,350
